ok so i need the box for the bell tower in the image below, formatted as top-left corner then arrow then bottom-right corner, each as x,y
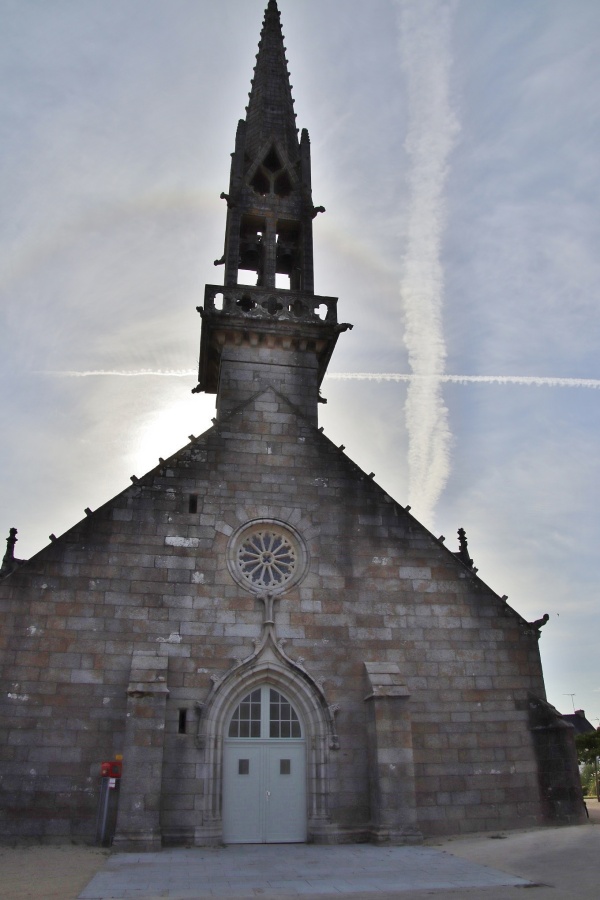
194,0 -> 351,425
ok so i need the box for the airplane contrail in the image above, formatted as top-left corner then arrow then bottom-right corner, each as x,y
39,369 -> 196,378
396,0 -> 459,527
39,369 -> 599,390
328,373 -> 600,389
40,369 -> 600,390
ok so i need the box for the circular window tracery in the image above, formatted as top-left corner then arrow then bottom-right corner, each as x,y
227,519 -> 308,595
237,529 -> 296,588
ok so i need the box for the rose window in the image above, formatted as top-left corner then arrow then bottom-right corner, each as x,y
227,519 -> 308,595
237,530 -> 296,588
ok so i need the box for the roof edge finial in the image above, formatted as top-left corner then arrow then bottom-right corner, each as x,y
0,527 -> 21,578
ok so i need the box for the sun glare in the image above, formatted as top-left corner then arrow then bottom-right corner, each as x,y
131,391 -> 215,476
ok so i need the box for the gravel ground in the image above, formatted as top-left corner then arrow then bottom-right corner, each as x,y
0,844 -> 110,900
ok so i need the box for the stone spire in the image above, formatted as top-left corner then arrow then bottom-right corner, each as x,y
245,0 -> 299,163
194,0 -> 352,424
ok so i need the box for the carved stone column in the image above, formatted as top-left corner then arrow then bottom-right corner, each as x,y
113,651 -> 169,851
364,662 -> 421,844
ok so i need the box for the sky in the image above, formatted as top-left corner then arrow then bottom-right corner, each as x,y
1,0 -> 599,724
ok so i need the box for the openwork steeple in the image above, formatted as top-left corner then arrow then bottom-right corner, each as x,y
194,0 -> 351,422
245,0 -> 299,164
217,0 -> 318,293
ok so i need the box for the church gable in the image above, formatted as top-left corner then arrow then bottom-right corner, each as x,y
0,379 -> 559,845
0,0 -> 583,849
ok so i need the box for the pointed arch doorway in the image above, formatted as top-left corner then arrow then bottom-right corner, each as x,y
222,684 -> 307,843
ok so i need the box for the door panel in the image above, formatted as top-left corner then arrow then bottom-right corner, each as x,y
265,742 -> 306,842
222,741 -> 306,843
222,743 -> 264,843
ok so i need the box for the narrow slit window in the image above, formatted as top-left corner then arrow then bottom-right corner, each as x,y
178,709 -> 187,734
188,494 -> 198,514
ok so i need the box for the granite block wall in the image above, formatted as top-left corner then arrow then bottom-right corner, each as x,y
0,385 -> 572,844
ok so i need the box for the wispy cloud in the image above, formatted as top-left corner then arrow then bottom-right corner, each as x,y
396,0 -> 459,526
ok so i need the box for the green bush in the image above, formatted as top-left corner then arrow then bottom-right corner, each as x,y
576,732 -> 600,800
580,761 -> 597,797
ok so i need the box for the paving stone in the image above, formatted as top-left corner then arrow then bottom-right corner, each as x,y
77,845 -> 530,899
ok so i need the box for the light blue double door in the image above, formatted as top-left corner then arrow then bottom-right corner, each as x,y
222,685 -> 307,843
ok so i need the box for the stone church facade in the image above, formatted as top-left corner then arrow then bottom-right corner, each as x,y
0,1 -> 584,848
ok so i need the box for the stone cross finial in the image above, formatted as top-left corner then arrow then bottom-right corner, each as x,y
456,527 -> 474,568
0,528 -> 18,578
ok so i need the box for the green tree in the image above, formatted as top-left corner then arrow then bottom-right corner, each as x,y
575,731 -> 600,800
580,762 -> 597,797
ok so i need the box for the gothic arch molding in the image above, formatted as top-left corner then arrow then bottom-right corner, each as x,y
194,628 -> 338,845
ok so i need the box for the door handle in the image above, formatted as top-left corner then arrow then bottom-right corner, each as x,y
266,790 -> 271,800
